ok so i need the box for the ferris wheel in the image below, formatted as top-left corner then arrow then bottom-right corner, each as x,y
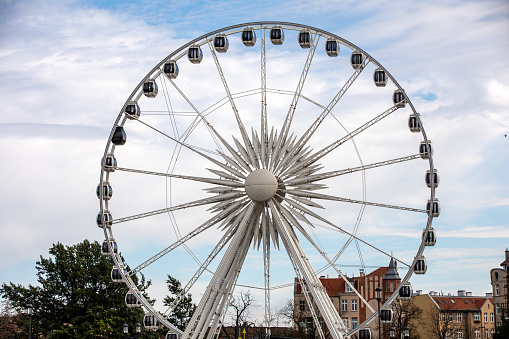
97,22 -> 439,339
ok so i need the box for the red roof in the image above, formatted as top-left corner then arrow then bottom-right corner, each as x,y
432,296 -> 491,311
368,267 -> 389,277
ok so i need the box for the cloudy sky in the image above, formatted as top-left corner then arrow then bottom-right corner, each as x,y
1,0 -> 508,324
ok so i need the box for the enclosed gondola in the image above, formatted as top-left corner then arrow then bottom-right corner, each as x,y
96,182 -> 113,200
112,126 -> 126,145
426,198 -> 440,217
103,153 -> 117,172
101,239 -> 117,256
143,79 -> 158,98
325,38 -> 339,57
163,60 -> 179,79
298,29 -> 312,48
350,51 -> 364,68
214,34 -> 229,53
96,210 -> 113,228
373,68 -> 388,87
111,266 -> 123,283
166,333 -> 178,339
125,101 -> 140,120
393,89 -> 406,108
144,314 -> 159,329
419,140 -> 433,159
187,45 -> 203,64
241,27 -> 256,46
270,26 -> 284,45
423,227 -> 437,246
125,292 -> 141,308
359,328 -> 372,339
426,169 -> 440,188
414,256 -> 427,274
408,113 -> 422,133
399,283 -> 413,300
380,309 -> 394,323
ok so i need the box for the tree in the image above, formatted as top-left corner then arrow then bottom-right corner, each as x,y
0,240 -> 163,338
163,275 -> 197,331
278,298 -> 322,339
389,299 -> 422,339
227,290 -> 258,327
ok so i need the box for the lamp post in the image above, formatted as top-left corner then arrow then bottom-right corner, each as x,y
136,322 -> 141,339
403,325 -> 410,339
27,303 -> 33,339
376,286 -> 382,339
123,323 -> 129,339
389,326 -> 395,338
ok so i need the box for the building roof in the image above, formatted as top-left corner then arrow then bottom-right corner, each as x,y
432,296 -> 493,311
295,265 -> 394,295
384,258 -> 400,280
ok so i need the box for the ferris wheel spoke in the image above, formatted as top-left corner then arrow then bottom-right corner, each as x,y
269,200 -> 347,339
159,75 -> 181,140
126,199 -> 248,277
206,40 -> 258,169
283,204 -> 376,314
286,188 -> 427,213
115,166 -> 243,187
276,59 -> 371,174
164,225 -> 236,316
273,33 -> 320,167
287,154 -> 422,186
280,104 -> 401,179
260,27 -> 269,169
114,191 -> 245,225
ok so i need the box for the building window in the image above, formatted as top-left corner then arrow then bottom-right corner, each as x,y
342,300 -> 348,312
485,312 -> 488,323
474,313 -> 480,321
457,329 -> 463,338
495,284 -> 500,296
485,329 -> 489,338
457,313 -> 462,323
390,281 -> 394,292
352,300 -> 358,311
496,303 -> 501,315
352,318 -> 358,329
475,329 -> 480,338
299,300 -> 306,312
492,329 -> 495,337
346,284 -> 353,292
442,313 -> 447,322
450,313 -> 454,321
491,312 -> 494,323
343,318 -> 349,329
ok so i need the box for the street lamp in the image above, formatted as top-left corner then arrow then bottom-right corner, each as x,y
136,322 -> 141,339
389,326 -> 395,338
123,323 -> 129,339
376,286 -> 382,339
403,325 -> 410,339
27,304 -> 33,339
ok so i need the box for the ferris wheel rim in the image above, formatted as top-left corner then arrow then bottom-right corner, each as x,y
97,21 -> 438,338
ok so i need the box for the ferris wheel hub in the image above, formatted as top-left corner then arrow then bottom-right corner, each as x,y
244,169 -> 278,202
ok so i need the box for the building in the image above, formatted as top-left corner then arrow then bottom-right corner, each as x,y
293,258 -> 401,333
491,249 -> 509,328
412,292 -> 496,339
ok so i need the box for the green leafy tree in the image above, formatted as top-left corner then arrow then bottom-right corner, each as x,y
0,239 -> 164,338
163,275 -> 197,331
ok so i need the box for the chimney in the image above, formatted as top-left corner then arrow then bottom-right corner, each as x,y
458,290 -> 466,297
415,290 -> 422,296
486,293 -> 493,298
506,248 -> 509,260
466,291 -> 472,296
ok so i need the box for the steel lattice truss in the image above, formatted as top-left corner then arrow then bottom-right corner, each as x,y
97,22 -> 438,339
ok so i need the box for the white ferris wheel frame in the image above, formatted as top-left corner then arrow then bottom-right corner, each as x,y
97,21 -> 438,339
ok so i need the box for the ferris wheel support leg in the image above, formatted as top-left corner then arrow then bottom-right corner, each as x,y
269,201 -> 346,339
183,203 -> 256,339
